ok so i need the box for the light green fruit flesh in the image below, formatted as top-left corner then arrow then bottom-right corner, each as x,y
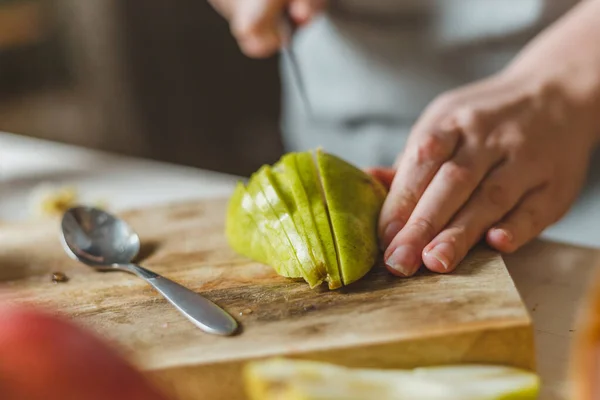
267,163 -> 324,288
251,165 -> 320,285
244,171 -> 304,278
225,182 -> 270,265
288,152 -> 342,289
243,358 -> 540,400
315,149 -> 386,286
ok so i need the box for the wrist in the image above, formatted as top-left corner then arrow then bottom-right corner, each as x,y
500,62 -> 600,149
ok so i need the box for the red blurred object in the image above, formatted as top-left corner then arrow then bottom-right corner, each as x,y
0,305 -> 169,400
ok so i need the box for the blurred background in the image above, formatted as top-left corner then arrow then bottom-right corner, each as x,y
0,0 -> 283,177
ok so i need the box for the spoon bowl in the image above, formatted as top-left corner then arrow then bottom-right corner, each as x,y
60,206 -> 238,336
61,206 -> 141,268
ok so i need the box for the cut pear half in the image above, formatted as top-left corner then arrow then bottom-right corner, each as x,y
244,358 -> 540,400
225,149 -> 387,288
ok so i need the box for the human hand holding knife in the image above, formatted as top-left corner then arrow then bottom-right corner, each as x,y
208,0 -> 322,116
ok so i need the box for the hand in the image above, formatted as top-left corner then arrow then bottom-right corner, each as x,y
0,305 -> 169,400
372,70 -> 600,277
208,0 -> 326,58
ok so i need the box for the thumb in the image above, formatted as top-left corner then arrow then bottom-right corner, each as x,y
289,0 -> 327,25
231,0 -> 288,58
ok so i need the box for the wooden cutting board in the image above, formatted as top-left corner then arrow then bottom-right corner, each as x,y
0,198 -> 534,400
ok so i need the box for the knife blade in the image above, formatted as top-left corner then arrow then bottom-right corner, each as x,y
280,14 -> 313,118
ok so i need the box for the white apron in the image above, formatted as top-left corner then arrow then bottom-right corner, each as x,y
281,0 -> 579,167
280,0 -> 600,247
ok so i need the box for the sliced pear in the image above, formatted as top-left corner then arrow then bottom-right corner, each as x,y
270,158 -> 326,287
291,152 -> 342,289
243,358 -> 540,400
225,149 -> 387,289
250,165 -> 320,284
225,182 -> 270,265
315,149 -> 387,286
244,171 -> 304,278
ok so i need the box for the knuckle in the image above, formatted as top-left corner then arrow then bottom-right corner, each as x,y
415,135 -> 449,165
398,190 -> 419,212
442,161 -> 475,186
482,183 -> 513,210
455,106 -> 484,131
392,193 -> 419,223
381,191 -> 416,225
409,217 -> 437,238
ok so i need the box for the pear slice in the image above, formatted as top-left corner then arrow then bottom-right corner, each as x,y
244,172 -> 304,278
226,182 -> 301,278
314,149 -> 387,286
243,358 -> 540,400
271,158 -> 327,287
288,152 -> 342,289
251,165 -> 321,286
225,182 -> 270,265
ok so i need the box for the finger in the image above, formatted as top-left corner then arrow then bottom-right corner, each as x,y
289,0 -> 326,25
0,305 -> 168,400
422,162 -> 535,273
486,186 -> 565,254
378,126 -> 460,248
365,167 -> 395,190
384,145 -> 501,277
208,0 -> 235,18
232,0 -> 287,58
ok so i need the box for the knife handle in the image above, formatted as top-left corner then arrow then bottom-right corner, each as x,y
280,10 -> 298,46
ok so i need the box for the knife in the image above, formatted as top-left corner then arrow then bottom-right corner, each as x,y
280,13 -> 313,118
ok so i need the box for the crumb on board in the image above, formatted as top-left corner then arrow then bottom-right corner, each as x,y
29,183 -> 108,218
51,272 -> 69,283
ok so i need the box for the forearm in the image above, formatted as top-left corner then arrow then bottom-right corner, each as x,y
505,0 -> 600,140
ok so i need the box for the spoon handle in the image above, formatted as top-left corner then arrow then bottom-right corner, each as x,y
124,264 -> 238,336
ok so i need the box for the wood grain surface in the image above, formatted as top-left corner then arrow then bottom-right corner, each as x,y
0,198 -> 534,400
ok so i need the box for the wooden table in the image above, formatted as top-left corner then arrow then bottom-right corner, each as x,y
0,131 -> 598,399
505,241 -> 598,399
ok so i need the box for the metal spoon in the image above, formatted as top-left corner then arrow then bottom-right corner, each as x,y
60,206 -> 238,336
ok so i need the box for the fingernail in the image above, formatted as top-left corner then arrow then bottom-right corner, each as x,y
385,245 -> 419,276
381,221 -> 403,250
494,228 -> 513,243
426,242 -> 455,270
290,0 -> 312,22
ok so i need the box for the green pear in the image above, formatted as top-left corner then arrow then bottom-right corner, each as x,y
225,182 -> 270,266
226,149 -> 386,288
249,165 -> 321,284
265,164 -> 325,287
242,173 -> 304,278
315,149 -> 387,286
243,358 -> 540,400
284,152 -> 342,289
